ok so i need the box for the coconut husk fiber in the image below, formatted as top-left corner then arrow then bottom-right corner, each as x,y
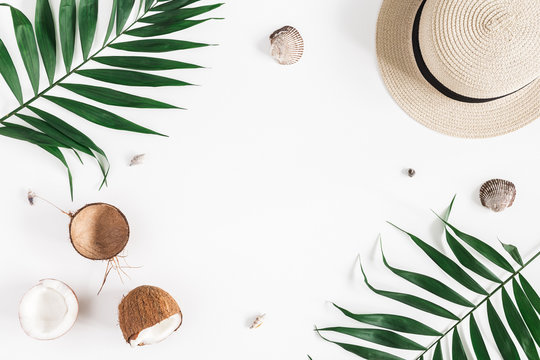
118,285 -> 182,343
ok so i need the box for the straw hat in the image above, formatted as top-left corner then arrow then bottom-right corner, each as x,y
376,0 -> 540,138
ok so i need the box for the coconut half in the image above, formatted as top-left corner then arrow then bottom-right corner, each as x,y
69,203 -> 130,260
19,279 -> 78,340
118,286 -> 182,347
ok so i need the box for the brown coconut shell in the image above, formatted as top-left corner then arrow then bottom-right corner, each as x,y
118,285 -> 182,344
69,203 -> 130,260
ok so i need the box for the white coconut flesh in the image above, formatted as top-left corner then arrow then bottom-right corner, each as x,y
19,279 -> 78,340
130,313 -> 182,347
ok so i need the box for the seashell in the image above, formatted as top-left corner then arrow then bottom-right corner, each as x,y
270,26 -> 304,65
129,153 -> 145,166
249,313 -> 266,329
27,190 -> 36,205
479,179 -> 516,212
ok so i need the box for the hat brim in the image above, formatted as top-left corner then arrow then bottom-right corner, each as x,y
376,0 -> 540,138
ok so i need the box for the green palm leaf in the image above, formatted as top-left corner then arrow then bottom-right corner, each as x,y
76,68 -> 192,86
332,303 -> 442,336
59,0 -> 76,71
388,222 -> 487,295
513,279 -> 540,347
2,4 -> 41,94
0,0 -> 221,197
103,0 -> 117,46
501,287 -> 539,359
0,39 -> 23,104
59,83 -> 180,109
93,55 -> 202,70
318,197 -> 540,360
520,275 -> 540,314
318,327 -> 426,350
43,95 -> 164,135
444,229 -> 501,283
451,329 -> 467,360
35,0 -> 56,84
469,314 -> 490,360
488,299 -> 521,359
317,329 -> 406,360
141,3 -> 223,23
432,343 -> 442,360
381,240 -> 474,307
117,0 -> 136,35
360,262 -> 459,320
501,240 -> 524,266
152,0 -> 199,11
109,38 -> 210,52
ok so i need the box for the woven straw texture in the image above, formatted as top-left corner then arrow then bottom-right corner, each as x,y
376,0 -> 540,138
118,286 -> 182,343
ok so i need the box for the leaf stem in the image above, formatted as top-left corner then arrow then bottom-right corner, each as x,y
0,0 -> 155,123
415,248 -> 540,359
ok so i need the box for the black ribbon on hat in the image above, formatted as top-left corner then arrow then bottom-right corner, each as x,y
412,0 -> 525,103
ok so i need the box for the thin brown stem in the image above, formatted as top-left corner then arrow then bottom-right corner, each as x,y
31,192 -> 72,217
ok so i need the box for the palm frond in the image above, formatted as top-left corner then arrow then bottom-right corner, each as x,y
0,0 -> 222,198
318,196 -> 540,359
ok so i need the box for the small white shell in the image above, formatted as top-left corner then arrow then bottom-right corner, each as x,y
249,314 -> 266,329
270,26 -> 304,65
27,190 -> 36,205
129,154 -> 146,166
479,179 -> 516,212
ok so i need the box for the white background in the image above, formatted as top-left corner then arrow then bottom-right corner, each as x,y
0,0 -> 540,359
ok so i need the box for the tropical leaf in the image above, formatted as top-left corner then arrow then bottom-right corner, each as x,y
59,83 -> 180,109
381,240 -> 474,307
360,262 -> 459,320
76,68 -> 191,86
59,0 -> 76,72
35,0 -> 56,84
317,327 -> 426,351
317,329 -> 406,360
520,275 -> 540,314
0,39 -> 23,104
109,38 -> 210,52
451,329 -> 467,360
501,240 -> 524,266
117,0 -> 136,35
317,197 -> 540,359
513,279 -> 540,347
103,0 -> 117,46
2,4 -> 41,94
332,303 -> 442,336
78,0 -> 98,60
469,314 -> 489,360
0,0 -> 222,197
501,287 -> 539,359
93,55 -> 202,70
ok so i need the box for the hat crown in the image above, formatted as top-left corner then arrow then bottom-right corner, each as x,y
419,0 -> 540,98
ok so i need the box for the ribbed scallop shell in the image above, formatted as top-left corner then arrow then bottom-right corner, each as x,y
270,26 -> 304,65
479,179 -> 516,212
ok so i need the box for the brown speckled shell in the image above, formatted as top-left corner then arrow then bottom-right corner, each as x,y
479,179 -> 516,212
118,286 -> 182,344
270,26 -> 304,65
69,203 -> 130,260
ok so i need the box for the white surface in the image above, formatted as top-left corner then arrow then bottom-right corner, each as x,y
0,0 -> 539,359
